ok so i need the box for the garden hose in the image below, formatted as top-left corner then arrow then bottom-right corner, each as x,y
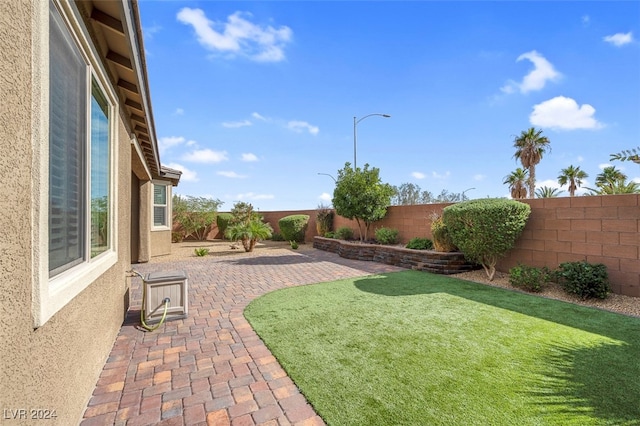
129,270 -> 171,332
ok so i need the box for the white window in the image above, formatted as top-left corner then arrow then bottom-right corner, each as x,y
153,183 -> 170,229
34,1 -> 118,326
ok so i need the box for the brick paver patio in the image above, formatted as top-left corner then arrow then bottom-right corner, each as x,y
81,248 -> 402,426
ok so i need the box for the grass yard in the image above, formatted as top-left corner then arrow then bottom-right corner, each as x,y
244,270 -> 640,426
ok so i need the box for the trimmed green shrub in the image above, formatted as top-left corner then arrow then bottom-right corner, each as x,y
290,240 -> 299,249
216,213 -> 233,239
375,227 -> 399,245
324,231 -> 336,239
443,198 -> 530,281
405,237 -> 433,250
278,215 -> 310,243
335,226 -> 354,240
509,264 -> 549,293
554,261 -> 610,300
316,206 -> 334,236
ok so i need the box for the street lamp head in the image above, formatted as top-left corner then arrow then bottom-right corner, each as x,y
382,114 -> 391,118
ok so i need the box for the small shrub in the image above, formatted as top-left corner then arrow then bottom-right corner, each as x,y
194,248 -> 209,257
172,231 -> 185,243
375,227 -> 400,245
509,264 -> 549,293
290,240 -> 299,249
270,232 -> 285,241
554,261 -> 610,300
279,215 -> 310,243
335,226 -> 354,240
316,205 -> 334,236
216,213 -> 233,239
430,214 -> 457,253
405,237 -> 433,250
323,231 -> 336,239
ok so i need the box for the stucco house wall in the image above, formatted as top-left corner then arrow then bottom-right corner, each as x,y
0,1 -> 177,423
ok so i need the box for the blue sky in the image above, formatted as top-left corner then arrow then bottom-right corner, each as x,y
138,1 -> 640,211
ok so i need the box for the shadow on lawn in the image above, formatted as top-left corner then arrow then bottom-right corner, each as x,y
354,271 -> 640,424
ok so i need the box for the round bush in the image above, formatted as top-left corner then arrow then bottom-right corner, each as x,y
278,215 -> 310,243
375,227 -> 399,245
335,226 -> 354,240
443,198 -> 530,280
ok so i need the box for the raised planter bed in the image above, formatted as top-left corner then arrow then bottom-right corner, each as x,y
313,236 -> 476,274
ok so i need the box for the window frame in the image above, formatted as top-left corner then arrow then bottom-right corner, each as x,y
33,0 -> 119,327
152,181 -> 171,231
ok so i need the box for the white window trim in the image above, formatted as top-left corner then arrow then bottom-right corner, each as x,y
32,0 -> 119,328
152,180 -> 172,231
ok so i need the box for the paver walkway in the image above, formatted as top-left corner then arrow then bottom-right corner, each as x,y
81,248 -> 403,426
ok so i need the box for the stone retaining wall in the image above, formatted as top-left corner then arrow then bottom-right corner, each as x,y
313,237 -> 475,274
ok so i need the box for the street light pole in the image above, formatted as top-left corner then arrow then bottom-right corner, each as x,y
353,113 -> 390,170
317,172 -> 336,183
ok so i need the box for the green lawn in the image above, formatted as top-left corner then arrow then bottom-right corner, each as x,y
244,270 -> 640,426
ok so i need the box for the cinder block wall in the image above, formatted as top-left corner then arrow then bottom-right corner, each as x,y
256,195 -> 638,297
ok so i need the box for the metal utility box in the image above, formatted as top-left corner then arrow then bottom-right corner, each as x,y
143,271 -> 188,324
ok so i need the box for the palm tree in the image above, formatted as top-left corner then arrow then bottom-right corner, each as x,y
225,220 -> 273,252
503,168 -> 528,199
610,147 -> 640,165
595,166 -> 627,191
513,127 -> 551,199
587,180 -> 640,195
557,165 -> 588,197
535,186 -> 563,198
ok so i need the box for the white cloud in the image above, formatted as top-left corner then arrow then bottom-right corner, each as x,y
530,96 -> 604,130
236,192 -> 275,200
411,172 -> 426,179
177,8 -> 292,62
598,163 -> 613,170
222,120 -> 252,128
165,162 -> 198,182
158,136 -> 186,153
181,148 -> 229,163
174,108 -> 184,115
432,171 -> 450,180
252,112 -> 267,121
241,153 -> 259,162
577,156 -> 584,162
287,121 -> 319,135
603,32 -> 633,47
581,15 -> 590,27
217,171 -> 247,178
319,192 -> 332,202
473,174 -> 486,181
501,50 -> 562,94
633,177 -> 640,184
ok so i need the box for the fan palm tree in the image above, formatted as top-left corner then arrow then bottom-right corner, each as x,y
535,186 -> 563,198
557,165 -> 588,197
503,168 -> 529,199
595,166 -> 627,191
610,147 -> 640,165
513,127 -> 551,199
587,180 -> 640,195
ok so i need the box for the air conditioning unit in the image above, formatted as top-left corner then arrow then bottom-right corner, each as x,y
142,271 -> 188,324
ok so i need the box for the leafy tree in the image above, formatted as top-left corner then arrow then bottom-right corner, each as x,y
557,165 -> 588,197
512,127 -> 551,199
610,147 -> 640,165
332,162 -> 395,241
173,195 -> 223,240
390,183 -> 468,205
503,168 -> 528,199
535,186 -> 563,198
228,201 -> 261,226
